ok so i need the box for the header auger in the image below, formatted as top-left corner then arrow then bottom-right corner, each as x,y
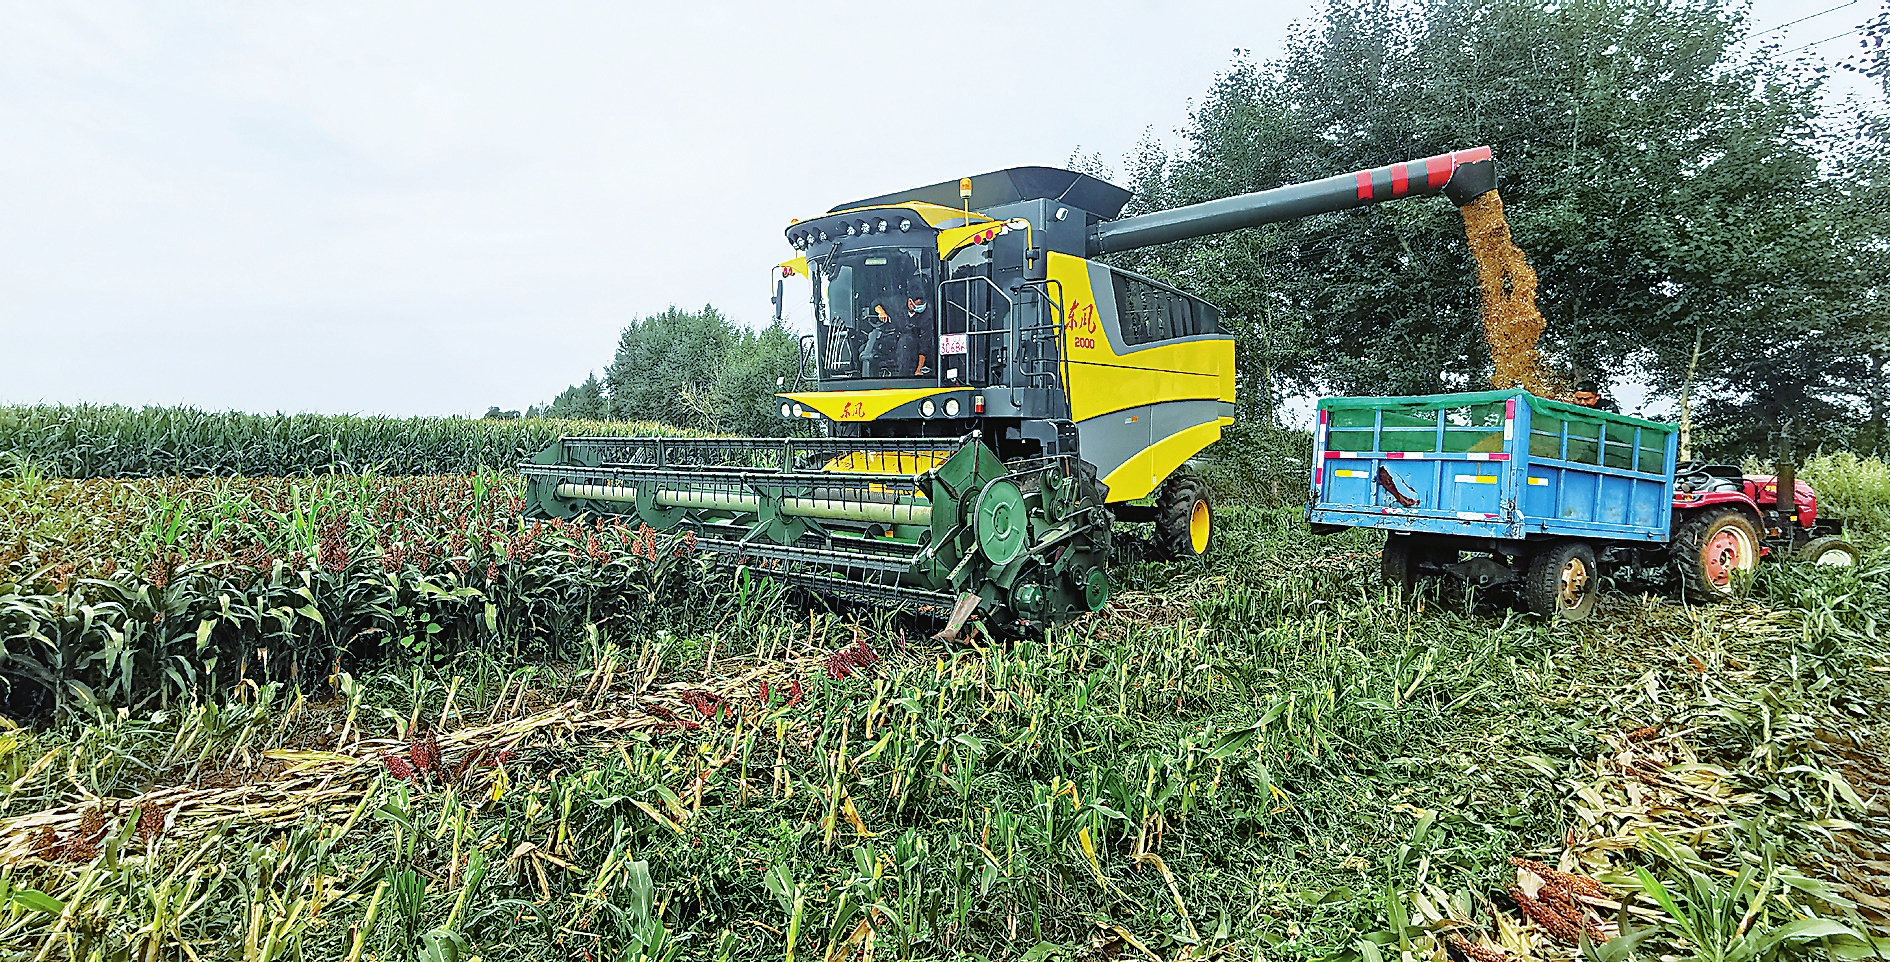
525,148 -> 1501,626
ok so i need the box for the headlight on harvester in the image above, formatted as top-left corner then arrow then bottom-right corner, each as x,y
920,399 -> 936,418
944,397 -> 961,417
780,402 -> 792,418
792,403 -> 804,418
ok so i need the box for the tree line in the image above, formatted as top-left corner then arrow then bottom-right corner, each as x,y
522,306 -> 802,436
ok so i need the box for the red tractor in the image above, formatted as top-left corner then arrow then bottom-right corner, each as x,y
1669,456 -> 1859,596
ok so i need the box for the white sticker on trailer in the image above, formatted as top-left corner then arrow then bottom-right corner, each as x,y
1527,476 -> 1550,486
1454,474 -> 1499,484
1456,511 -> 1498,520
1333,469 -> 1367,478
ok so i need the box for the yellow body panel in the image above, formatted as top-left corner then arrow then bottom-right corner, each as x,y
1046,251 -> 1236,423
780,388 -> 956,423
1100,416 -> 1234,502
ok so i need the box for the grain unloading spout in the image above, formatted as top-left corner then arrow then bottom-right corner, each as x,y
1088,146 -> 1496,256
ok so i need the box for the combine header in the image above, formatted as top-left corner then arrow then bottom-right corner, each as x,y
525,148 -> 1502,625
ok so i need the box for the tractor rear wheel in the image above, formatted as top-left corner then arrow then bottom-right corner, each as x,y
1673,506 -> 1760,598
1153,469 -> 1213,561
1799,536 -> 1859,567
1523,540 -> 1599,621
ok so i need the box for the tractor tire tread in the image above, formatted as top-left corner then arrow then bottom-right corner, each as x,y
1522,540 -> 1599,621
1672,505 -> 1760,600
1798,535 -> 1859,566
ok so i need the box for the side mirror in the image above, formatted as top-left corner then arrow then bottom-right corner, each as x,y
772,278 -> 785,322
776,375 -> 786,387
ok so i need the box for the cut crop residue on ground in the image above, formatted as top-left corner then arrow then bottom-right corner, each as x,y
2,469 -> 1887,960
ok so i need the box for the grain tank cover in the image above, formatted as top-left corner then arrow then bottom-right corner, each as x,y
833,166 -> 1134,220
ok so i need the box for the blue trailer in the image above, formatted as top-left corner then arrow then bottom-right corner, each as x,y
1305,389 -> 1679,619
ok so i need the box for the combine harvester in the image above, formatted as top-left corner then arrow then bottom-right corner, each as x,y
525,149 -> 1503,626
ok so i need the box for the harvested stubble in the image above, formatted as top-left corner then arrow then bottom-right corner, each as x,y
1461,191 -> 1567,398
0,649 -> 829,868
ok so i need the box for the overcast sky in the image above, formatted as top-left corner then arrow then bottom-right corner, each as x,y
0,1 -> 1875,417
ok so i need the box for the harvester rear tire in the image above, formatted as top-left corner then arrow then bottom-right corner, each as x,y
1522,540 -> 1599,621
1672,506 -> 1760,599
1798,536 -> 1859,567
1153,470 -> 1213,561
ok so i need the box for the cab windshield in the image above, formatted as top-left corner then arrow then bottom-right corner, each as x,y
811,246 -> 936,381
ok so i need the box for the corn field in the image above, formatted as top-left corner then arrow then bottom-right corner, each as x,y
0,458 -> 1888,960
0,404 -> 686,478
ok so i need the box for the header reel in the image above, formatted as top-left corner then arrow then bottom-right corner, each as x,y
523,435 -> 1113,626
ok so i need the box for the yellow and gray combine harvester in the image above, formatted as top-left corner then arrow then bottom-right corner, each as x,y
525,147 -> 1499,625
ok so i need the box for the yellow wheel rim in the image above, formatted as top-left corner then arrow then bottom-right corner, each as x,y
1189,499 -> 1210,555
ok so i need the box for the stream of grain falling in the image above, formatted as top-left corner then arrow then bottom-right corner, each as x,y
1459,191 -> 1566,398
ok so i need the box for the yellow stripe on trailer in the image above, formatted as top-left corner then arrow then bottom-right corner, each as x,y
1453,474 -> 1500,484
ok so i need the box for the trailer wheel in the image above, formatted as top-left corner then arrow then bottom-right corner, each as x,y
1523,541 -> 1599,621
1798,536 -> 1859,567
1673,506 -> 1760,597
1153,470 -> 1213,561
1381,535 -> 1428,598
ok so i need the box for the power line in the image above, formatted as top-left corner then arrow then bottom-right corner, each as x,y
1781,27 -> 1865,55
1749,0 -> 1860,41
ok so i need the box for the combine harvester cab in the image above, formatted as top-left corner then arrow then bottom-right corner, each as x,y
527,149 -> 1505,627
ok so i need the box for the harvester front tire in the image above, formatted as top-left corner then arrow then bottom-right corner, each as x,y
1523,540 -> 1599,621
1672,506 -> 1760,599
1798,536 -> 1859,567
1153,471 -> 1213,561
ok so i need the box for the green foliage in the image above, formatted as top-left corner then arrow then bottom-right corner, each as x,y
590,305 -> 802,436
0,404 -> 685,478
0,475 -> 724,717
545,373 -> 610,421
1199,420 -> 1314,508
1798,452 -> 1890,533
